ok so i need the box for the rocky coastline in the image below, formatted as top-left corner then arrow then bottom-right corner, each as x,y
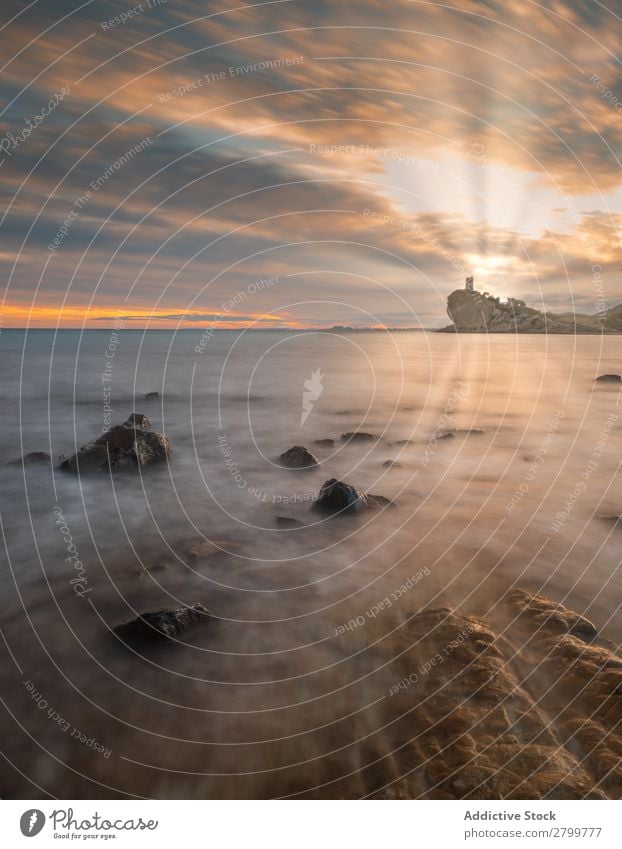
440,286 -> 622,334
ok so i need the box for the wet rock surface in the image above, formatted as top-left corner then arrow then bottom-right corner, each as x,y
59,413 -> 171,473
595,374 -> 621,383
358,592 -> 622,799
312,438 -> 335,447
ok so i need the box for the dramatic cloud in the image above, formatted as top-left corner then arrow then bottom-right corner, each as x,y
1,0 -> 620,326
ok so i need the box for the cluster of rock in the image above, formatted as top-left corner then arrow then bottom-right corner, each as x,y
349,590 -> 622,799
441,288 -> 613,334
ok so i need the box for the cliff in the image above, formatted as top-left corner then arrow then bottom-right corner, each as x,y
440,288 -> 622,333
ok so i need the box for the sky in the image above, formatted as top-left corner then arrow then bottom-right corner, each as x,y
0,0 -> 621,328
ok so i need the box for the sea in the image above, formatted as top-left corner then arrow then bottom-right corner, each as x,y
0,328 -> 621,798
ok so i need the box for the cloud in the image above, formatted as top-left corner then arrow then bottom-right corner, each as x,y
1,0 -> 621,326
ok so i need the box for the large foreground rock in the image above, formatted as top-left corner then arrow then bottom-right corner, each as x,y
346,591 -> 622,799
60,413 -> 171,473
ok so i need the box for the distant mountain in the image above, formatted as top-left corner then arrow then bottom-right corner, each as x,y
439,288 -> 622,333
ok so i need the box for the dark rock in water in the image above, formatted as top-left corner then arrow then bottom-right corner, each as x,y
382,460 -> 403,468
275,515 -> 305,528
313,478 -> 394,514
9,451 -> 51,465
599,514 -> 622,525
595,374 -> 621,383
313,438 -> 335,447
186,538 -> 243,561
113,603 -> 210,644
341,431 -> 379,443
145,391 -> 159,399
278,445 -> 319,468
436,431 -> 455,440
59,413 -> 171,473
314,478 -> 365,514
390,439 -> 415,446
454,427 -> 485,435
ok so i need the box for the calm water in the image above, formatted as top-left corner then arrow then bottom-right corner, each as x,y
1,329 -> 621,798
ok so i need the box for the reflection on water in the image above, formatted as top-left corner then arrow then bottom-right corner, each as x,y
0,329 -> 621,797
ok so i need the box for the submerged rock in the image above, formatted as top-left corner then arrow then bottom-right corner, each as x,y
341,431 -> 379,443
278,445 -> 319,468
113,603 -> 210,644
365,493 -> 395,508
59,413 -> 171,473
145,391 -> 159,399
595,374 -> 621,383
382,460 -> 403,468
9,451 -> 51,465
275,515 -> 305,528
186,538 -> 243,561
599,514 -> 622,525
313,438 -> 335,447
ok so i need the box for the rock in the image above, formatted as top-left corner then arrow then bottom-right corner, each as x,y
312,438 -> 335,447
145,391 -> 159,399
508,589 -> 598,642
436,431 -> 455,440
186,538 -> 243,561
113,603 -> 210,644
454,428 -> 485,435
9,451 -> 51,465
278,445 -> 319,468
595,374 -> 621,383
390,439 -> 415,446
59,413 -> 171,473
313,478 -> 366,514
341,431 -> 379,443
275,516 -> 305,528
365,493 -> 396,508
599,514 -> 622,525
313,478 -> 394,514
123,413 -> 151,429
382,460 -> 403,468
